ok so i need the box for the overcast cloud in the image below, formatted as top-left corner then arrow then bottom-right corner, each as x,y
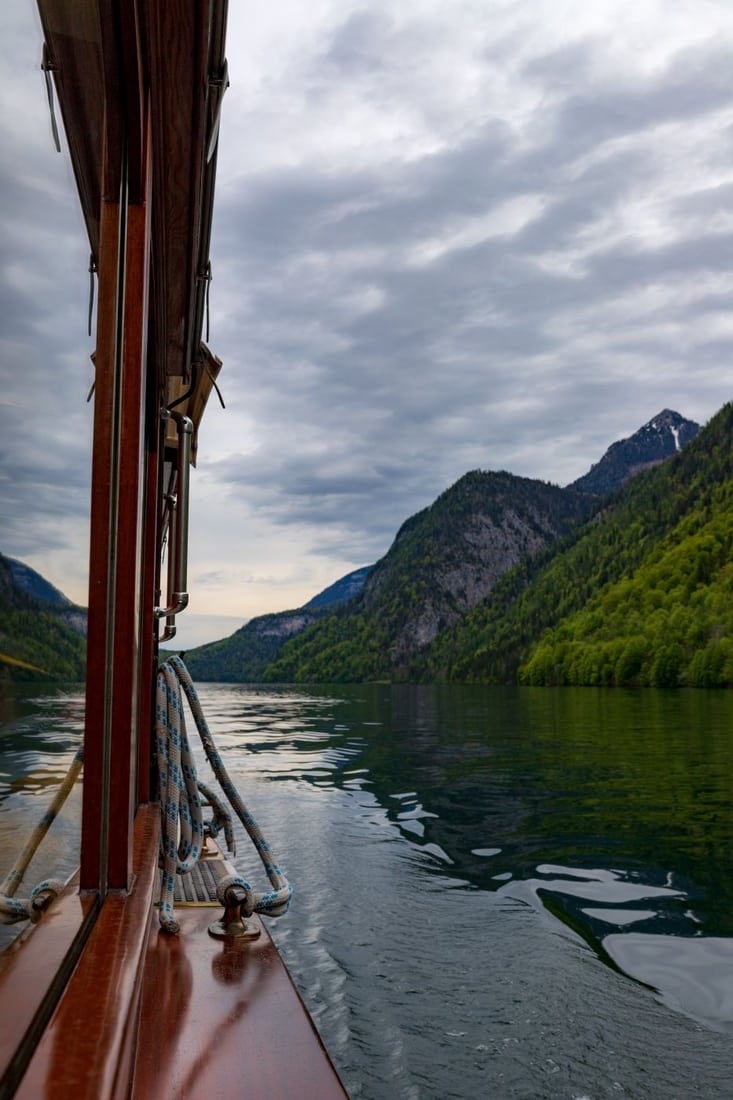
1,1 -> 732,648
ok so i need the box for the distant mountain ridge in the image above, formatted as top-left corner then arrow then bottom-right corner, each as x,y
5,406 -> 709,683
0,552 -> 86,681
5,556 -> 72,607
182,609 -> 323,682
571,409 -> 700,496
184,570 -> 371,682
305,566 -> 372,609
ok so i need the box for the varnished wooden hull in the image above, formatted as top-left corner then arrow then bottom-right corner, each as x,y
1,809 -> 346,1098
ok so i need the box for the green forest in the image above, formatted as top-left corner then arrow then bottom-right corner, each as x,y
0,554 -> 86,682
431,402 -> 733,687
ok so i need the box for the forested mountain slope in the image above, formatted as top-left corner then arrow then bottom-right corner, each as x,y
265,471 -> 597,682
182,565 -> 373,681
431,402 -> 733,686
0,553 -> 86,681
182,608 -> 324,682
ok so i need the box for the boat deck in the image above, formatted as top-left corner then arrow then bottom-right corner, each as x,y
132,906 -> 343,1098
1,809 -> 348,1099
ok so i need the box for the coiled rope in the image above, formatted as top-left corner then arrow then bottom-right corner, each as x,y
0,745 -> 83,925
155,655 -> 292,934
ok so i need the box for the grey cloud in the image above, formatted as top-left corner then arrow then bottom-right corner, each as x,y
526,38 -> 733,145
319,10 -> 396,79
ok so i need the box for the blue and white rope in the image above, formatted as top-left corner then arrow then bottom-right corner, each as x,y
155,656 -> 292,934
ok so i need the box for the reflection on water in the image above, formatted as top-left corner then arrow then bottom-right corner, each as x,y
0,683 -> 84,950
502,863 -> 733,1031
605,933 -> 733,1028
1,681 -> 733,1097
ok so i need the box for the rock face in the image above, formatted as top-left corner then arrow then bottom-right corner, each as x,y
571,410 -> 700,496
362,470 -> 598,669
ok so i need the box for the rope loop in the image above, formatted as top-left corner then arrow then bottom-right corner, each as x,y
216,873 -> 255,917
0,746 -> 83,926
155,657 -> 292,934
29,879 -> 65,924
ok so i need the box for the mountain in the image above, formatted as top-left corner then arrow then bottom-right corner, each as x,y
182,609 -> 323,682
5,557 -> 72,607
183,567 -> 372,681
5,401 -> 711,688
571,409 -> 699,496
0,553 -> 87,681
265,471 -> 598,682
305,566 -> 372,609
193,406 -> 704,684
430,402 -> 733,687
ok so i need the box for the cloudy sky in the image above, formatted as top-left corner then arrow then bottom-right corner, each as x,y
2,1 -> 732,648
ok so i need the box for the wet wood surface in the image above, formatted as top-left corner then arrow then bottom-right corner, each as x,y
3,812 -> 347,1099
131,907 -> 348,1099
0,876 -> 95,1095
11,806 -> 160,1100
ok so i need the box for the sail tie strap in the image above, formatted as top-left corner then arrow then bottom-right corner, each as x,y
155,656 -> 292,934
0,746 -> 83,924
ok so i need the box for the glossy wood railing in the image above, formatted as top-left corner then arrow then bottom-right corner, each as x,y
0,880 -> 97,1097
10,805 -> 160,1100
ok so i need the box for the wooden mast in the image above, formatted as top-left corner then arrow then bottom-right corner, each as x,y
81,7 -> 153,893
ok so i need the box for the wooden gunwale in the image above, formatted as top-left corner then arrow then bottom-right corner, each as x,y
0,883 -> 97,1097
2,813 -> 347,1099
11,805 -> 160,1100
131,908 -> 348,1099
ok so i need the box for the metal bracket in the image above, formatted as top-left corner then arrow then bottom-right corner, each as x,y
88,253 -> 97,336
196,263 -> 212,342
41,44 -> 61,153
208,884 -> 261,940
206,59 -> 229,163
154,411 -> 193,629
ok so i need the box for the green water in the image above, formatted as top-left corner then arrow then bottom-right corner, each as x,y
357,685 -> 733,937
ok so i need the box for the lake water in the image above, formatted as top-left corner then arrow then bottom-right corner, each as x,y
2,680 -> 733,1098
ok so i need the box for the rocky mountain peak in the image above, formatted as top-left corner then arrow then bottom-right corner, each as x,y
571,409 -> 700,496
